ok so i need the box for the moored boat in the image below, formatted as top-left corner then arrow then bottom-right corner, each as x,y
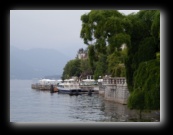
79,78 -> 99,94
57,78 -> 81,94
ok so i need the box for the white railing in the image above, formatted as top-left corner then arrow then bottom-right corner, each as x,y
102,77 -> 126,85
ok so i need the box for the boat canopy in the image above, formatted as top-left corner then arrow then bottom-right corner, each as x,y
80,79 -> 97,85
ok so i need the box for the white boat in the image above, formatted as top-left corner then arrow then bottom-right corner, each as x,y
80,79 -> 97,86
57,78 -> 81,94
79,78 -> 99,93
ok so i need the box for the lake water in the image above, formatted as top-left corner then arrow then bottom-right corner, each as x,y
10,79 -> 160,123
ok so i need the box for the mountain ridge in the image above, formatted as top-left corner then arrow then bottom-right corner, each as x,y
10,46 -> 71,79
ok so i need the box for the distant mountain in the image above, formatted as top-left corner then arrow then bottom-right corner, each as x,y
10,46 -> 71,79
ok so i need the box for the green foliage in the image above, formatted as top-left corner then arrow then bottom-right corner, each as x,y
137,37 -> 157,64
62,56 -> 93,80
93,54 -> 107,80
151,11 -> 160,39
142,60 -> 160,110
156,52 -> 160,59
104,16 -> 123,35
62,59 -> 81,80
107,51 -> 120,76
88,45 -> 96,72
128,88 -> 145,110
80,59 -> 93,76
121,17 -> 133,34
136,10 -> 157,36
107,33 -> 130,54
125,10 -> 160,92
151,11 -> 160,51
80,10 -> 133,79
121,46 -> 128,59
128,59 -> 160,110
81,14 -> 89,23
116,64 -> 126,77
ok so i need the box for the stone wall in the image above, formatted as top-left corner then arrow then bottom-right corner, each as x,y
101,77 -> 130,104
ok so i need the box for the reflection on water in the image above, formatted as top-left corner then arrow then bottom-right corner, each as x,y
102,99 -> 160,122
68,94 -> 160,122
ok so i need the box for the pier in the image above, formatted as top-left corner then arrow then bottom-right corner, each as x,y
31,83 -> 58,91
31,79 -> 61,91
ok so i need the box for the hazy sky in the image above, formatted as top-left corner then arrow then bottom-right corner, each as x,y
10,10 -> 139,59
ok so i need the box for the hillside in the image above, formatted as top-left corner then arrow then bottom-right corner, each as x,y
10,46 -> 71,79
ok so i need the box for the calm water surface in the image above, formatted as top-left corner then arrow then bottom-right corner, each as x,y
10,80 -> 160,123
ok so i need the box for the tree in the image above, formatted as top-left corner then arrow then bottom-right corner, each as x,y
125,10 -> 160,92
151,10 -> 160,51
126,10 -> 160,111
62,59 -> 81,80
94,54 -> 107,80
107,51 -> 121,76
128,59 -> 160,111
79,58 -> 93,79
79,10 -> 160,112
80,10 -> 131,78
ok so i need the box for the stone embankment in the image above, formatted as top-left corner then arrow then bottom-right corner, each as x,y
99,76 -> 129,104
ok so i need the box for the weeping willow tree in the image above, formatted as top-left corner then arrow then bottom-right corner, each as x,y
128,59 -> 160,119
126,10 -> 160,115
125,10 -> 160,92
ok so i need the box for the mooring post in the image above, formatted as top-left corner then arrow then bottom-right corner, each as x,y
50,84 -> 54,93
88,89 -> 92,96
